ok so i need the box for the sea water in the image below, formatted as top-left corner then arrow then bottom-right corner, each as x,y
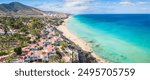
67,14 -> 150,63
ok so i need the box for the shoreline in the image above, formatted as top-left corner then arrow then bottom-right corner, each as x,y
57,16 -> 108,63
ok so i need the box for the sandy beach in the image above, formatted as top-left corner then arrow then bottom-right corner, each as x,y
57,16 -> 108,63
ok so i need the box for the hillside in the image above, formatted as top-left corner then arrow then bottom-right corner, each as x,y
0,2 -> 45,16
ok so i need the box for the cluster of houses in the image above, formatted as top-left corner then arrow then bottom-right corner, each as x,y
0,17 -> 98,63
44,11 -> 69,18
9,23 -> 77,63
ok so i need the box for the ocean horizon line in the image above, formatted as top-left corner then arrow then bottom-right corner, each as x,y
72,13 -> 150,15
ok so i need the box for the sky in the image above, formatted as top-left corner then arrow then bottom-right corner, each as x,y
0,0 -> 150,14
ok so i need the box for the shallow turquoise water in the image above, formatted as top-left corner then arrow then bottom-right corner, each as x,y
67,14 -> 150,63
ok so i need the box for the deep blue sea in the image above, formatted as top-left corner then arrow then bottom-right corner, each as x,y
67,14 -> 150,63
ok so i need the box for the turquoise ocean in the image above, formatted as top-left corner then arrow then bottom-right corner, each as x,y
67,14 -> 150,63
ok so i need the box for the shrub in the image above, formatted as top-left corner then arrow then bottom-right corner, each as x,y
14,47 -> 22,55
59,41 -> 68,48
56,32 -> 60,36
0,51 -> 9,56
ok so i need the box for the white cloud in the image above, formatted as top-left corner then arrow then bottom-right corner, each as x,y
119,1 -> 134,6
34,3 -> 52,10
32,0 -> 150,14
62,0 -> 94,14
137,1 -> 146,5
33,0 -> 94,14
119,1 -> 149,6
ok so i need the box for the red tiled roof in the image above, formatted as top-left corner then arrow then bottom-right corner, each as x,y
44,45 -> 55,52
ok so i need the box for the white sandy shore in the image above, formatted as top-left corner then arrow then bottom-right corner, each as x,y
57,16 -> 108,63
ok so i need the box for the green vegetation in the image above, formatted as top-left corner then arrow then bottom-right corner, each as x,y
5,54 -> 17,63
0,51 -> 9,56
0,16 -> 69,63
59,41 -> 68,48
48,18 -> 64,26
14,47 -> 22,55
49,55 -> 62,63
55,31 -> 60,36
0,17 -> 45,56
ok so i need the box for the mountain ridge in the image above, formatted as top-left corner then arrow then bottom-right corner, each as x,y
0,2 -> 45,16
0,2 -> 70,18
0,2 -> 33,12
